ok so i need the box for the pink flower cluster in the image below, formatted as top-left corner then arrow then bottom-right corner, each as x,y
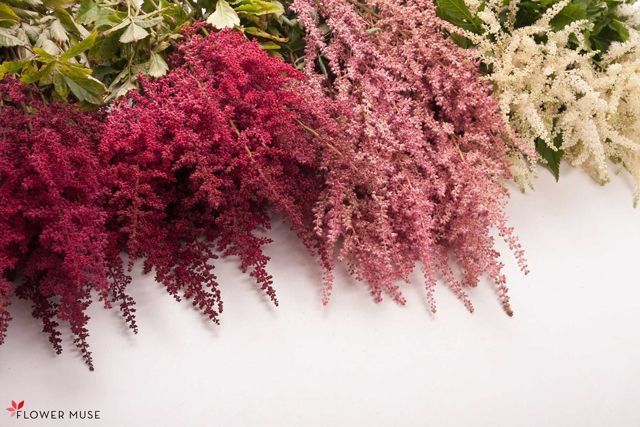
292,0 -> 529,313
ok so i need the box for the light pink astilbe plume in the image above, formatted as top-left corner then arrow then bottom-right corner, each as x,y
292,0 -> 529,314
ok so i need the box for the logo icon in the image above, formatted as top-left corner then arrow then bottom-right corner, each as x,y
6,401 -> 24,417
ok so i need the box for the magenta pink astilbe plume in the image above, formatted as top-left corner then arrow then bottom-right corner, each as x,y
101,28 -> 322,325
0,79 -> 135,369
292,0 -> 531,314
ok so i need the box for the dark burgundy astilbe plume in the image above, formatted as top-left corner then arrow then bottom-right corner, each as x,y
101,28 -> 323,325
0,78 -> 136,369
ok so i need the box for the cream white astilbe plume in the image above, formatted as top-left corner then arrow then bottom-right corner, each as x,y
457,0 -> 640,203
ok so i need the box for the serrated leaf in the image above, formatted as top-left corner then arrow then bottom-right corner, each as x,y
55,8 -> 90,38
147,51 -> 168,77
106,79 -> 136,101
49,18 -> 69,43
207,0 -> 240,29
76,0 -> 99,25
119,22 -> 148,43
535,135 -> 564,181
61,72 -> 105,104
0,28 -> 25,46
61,31 -> 97,60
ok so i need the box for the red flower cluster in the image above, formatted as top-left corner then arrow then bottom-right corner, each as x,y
101,28 -> 322,325
0,79 -> 130,369
1,30 -> 325,369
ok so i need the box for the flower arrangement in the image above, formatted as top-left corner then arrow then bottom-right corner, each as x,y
0,0 -> 639,369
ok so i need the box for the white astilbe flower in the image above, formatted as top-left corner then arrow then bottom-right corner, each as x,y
457,0 -> 640,202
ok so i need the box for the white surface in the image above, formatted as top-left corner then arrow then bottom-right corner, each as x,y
1,166 -> 639,427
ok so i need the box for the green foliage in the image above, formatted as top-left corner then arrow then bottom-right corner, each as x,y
436,0 -> 484,33
535,135 -> 565,181
436,0 -> 636,54
0,0 -> 302,104
516,0 -> 633,53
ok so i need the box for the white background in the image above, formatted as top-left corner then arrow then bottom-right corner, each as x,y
1,165 -> 639,427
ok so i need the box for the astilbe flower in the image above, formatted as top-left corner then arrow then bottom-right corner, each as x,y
291,0 -> 529,314
455,0 -> 640,201
0,78 -> 135,370
101,27 -> 323,325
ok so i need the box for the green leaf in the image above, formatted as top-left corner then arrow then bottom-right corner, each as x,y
535,135 -> 564,181
0,28 -> 25,46
435,0 -> 483,33
147,51 -> 168,77
133,16 -> 163,29
235,0 -> 284,16
119,22 -> 149,43
21,64 -> 44,84
1,59 -> 27,73
39,39 -> 61,55
550,3 -> 587,30
33,47 -> 57,62
609,19 -> 629,42
0,3 -> 21,24
76,0 -> 100,25
61,71 -> 105,104
61,31 -> 97,60
42,0 -> 75,9
52,69 -> 69,98
244,26 -> 287,42
207,0 -> 240,29
95,10 -> 122,28
102,17 -> 130,36
258,41 -> 280,50
0,59 -> 26,79
55,7 -> 90,38
49,18 -> 69,43
106,79 -> 136,101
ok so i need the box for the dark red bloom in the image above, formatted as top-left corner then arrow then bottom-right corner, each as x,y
101,29 -> 322,325
0,78 -> 135,369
